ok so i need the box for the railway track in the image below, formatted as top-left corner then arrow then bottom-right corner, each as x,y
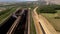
0,8 -> 30,34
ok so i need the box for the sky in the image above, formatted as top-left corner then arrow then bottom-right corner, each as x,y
0,0 -> 37,2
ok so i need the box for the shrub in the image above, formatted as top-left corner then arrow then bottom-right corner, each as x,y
37,5 -> 57,13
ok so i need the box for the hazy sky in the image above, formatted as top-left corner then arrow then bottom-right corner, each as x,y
0,0 -> 37,2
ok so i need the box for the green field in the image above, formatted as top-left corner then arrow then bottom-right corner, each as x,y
37,5 -> 60,32
30,10 -> 36,34
0,7 -> 17,26
40,10 -> 60,32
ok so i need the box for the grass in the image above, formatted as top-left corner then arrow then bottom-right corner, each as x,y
0,7 -> 17,25
30,10 -> 36,34
36,5 -> 60,32
0,8 -> 12,15
40,10 -> 60,32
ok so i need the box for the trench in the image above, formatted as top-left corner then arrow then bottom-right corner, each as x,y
0,9 -> 22,34
0,16 -> 16,34
13,9 -> 28,34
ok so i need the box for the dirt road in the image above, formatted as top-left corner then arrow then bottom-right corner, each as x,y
32,7 -> 43,34
28,8 -> 30,34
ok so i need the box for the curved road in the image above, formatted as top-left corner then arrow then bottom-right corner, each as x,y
32,7 -> 57,34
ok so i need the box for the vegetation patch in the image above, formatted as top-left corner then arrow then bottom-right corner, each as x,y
55,17 -> 60,19
0,7 -> 17,25
30,11 -> 36,34
0,8 -> 13,16
37,5 -> 58,13
37,5 -> 60,32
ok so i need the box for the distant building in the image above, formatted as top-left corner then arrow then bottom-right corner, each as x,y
45,0 -> 60,5
38,0 -> 46,5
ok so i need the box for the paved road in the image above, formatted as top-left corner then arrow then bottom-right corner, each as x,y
28,8 -> 30,34
32,7 -> 57,34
